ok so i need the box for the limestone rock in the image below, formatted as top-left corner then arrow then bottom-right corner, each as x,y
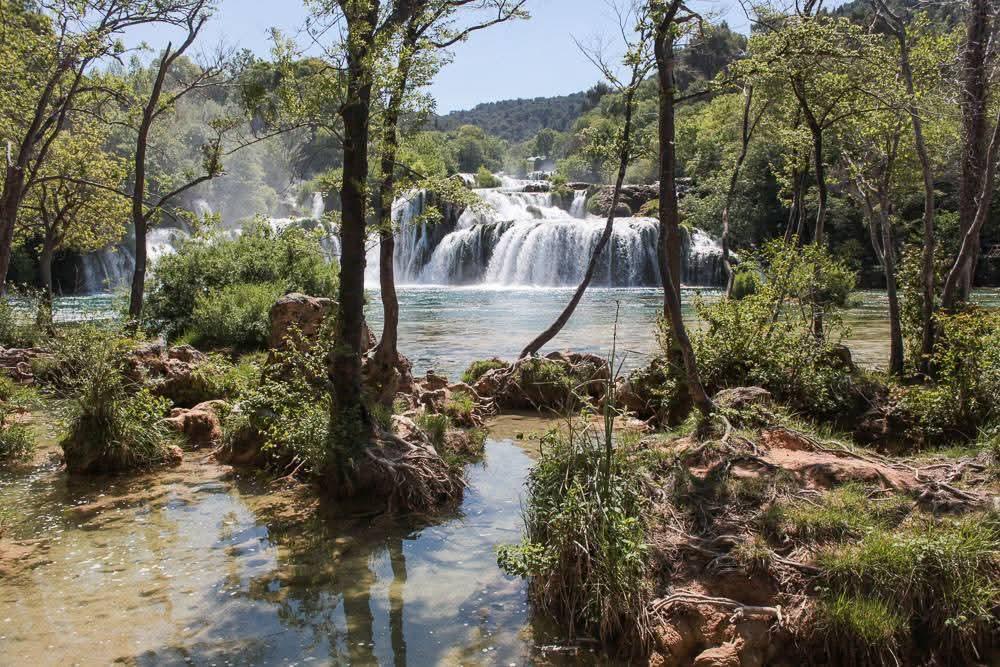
714,387 -> 773,412
693,644 -> 741,667
0,347 -> 47,382
268,292 -> 376,354
165,400 -> 227,449
268,292 -> 334,350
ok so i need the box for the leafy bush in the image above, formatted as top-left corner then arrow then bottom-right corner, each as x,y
0,376 -> 35,464
185,281 -> 284,350
146,221 -> 337,337
166,352 -> 262,407
461,358 -> 507,384
498,423 -> 650,645
55,326 -> 176,473
224,327 -> 332,474
689,240 -> 859,418
898,308 -> 1000,444
817,513 -> 1000,660
0,289 -> 46,348
474,166 -> 501,188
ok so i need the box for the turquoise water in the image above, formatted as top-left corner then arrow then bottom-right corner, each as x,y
49,287 -> 1000,379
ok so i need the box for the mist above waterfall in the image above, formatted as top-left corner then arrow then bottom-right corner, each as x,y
374,179 -> 726,288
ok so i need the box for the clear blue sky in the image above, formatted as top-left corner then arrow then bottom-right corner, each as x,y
127,0 -> 761,114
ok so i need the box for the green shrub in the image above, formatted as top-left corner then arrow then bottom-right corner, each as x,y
461,358 -> 508,384
146,221 -> 338,337
818,513 -> 1000,659
0,376 -> 36,464
166,352 -> 262,407
729,267 -> 757,300
497,423 -> 650,644
0,289 -> 46,348
474,166 -> 501,188
690,240 -> 859,418
56,326 -> 176,473
899,308 -> 1000,444
417,412 -> 450,450
186,282 -> 285,350
226,328 -> 332,474
444,390 -> 477,424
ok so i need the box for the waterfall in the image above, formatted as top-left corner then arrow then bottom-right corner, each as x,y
80,227 -> 190,293
311,192 -> 325,220
381,179 -> 727,288
569,190 -> 588,219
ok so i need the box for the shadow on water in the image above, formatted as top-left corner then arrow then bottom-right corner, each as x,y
0,439 -> 604,665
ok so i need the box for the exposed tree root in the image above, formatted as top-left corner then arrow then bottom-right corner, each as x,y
651,591 -> 783,624
348,428 -> 465,514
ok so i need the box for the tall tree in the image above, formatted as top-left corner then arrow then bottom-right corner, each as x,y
372,0 -> 527,392
121,1 -> 235,319
872,0 -> 945,377
956,0 -> 996,300
721,84 -> 768,297
0,0 -> 210,292
520,1 -> 653,358
652,0 -> 712,415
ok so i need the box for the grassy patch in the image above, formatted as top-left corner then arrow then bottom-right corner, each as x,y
817,513 -> 1000,658
816,593 -> 907,661
764,483 -> 911,543
444,390 -> 476,424
460,358 -> 507,385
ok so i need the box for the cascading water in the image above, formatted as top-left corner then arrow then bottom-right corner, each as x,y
569,190 -> 587,219
80,227 -> 190,293
380,179 -> 726,287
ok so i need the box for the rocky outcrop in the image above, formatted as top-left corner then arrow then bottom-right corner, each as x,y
586,183 -> 659,218
269,292 -> 334,351
401,370 -> 489,427
164,400 -> 227,449
129,342 -> 214,408
471,351 -> 610,412
714,387 -> 773,412
0,347 -> 47,382
521,182 -> 550,193
269,292 -> 375,354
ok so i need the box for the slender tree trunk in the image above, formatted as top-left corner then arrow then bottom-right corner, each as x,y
958,0 -> 992,300
655,16 -> 712,416
373,43 -> 414,378
804,118 -> 827,338
521,82 -> 640,358
656,31 -> 682,300
129,217 -> 148,319
722,88 -> 766,298
38,238 -> 55,328
879,204 -> 904,377
855,183 -> 903,376
0,169 -> 26,294
942,104 -> 1000,311
878,10 -> 938,376
330,4 -> 379,455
